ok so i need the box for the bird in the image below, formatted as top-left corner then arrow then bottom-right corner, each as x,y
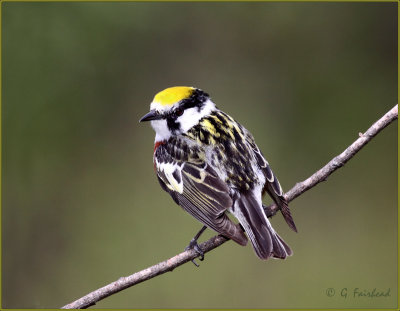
139,86 -> 297,262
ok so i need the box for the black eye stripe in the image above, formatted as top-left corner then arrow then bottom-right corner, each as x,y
175,108 -> 184,116
181,89 -> 209,111
166,115 -> 181,133
165,107 -> 184,120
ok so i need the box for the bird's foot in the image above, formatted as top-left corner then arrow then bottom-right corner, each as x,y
185,238 -> 205,267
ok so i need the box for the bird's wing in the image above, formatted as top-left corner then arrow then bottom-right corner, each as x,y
155,144 -> 247,246
247,137 -> 298,232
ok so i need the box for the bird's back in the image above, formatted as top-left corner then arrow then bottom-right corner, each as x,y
184,109 -> 264,192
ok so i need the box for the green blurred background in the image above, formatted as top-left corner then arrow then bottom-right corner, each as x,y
2,2 -> 397,309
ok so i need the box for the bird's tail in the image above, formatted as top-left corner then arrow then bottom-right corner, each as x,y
233,193 -> 292,260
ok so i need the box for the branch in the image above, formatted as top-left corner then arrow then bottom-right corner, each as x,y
266,104 -> 398,216
62,104 -> 398,309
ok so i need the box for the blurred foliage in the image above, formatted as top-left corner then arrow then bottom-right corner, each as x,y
2,2 -> 397,309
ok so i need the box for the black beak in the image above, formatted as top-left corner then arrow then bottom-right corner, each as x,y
139,110 -> 163,122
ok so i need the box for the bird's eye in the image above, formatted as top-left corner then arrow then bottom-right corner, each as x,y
175,108 -> 184,117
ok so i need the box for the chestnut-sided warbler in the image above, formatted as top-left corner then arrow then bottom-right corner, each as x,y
140,86 -> 297,261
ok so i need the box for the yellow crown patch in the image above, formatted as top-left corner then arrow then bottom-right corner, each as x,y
153,86 -> 194,107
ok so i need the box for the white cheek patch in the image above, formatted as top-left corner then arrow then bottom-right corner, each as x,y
177,107 -> 202,133
178,99 -> 216,133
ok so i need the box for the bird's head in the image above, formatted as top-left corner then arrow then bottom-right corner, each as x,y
139,86 -> 216,141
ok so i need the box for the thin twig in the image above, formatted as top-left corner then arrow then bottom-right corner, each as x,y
265,104 -> 398,216
62,104 -> 397,309
62,235 -> 229,309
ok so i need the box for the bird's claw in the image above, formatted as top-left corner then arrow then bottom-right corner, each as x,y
185,238 -> 205,267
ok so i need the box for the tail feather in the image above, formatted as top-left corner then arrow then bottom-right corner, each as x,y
232,192 -> 292,260
271,229 -> 293,258
279,199 -> 298,233
263,170 -> 297,232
